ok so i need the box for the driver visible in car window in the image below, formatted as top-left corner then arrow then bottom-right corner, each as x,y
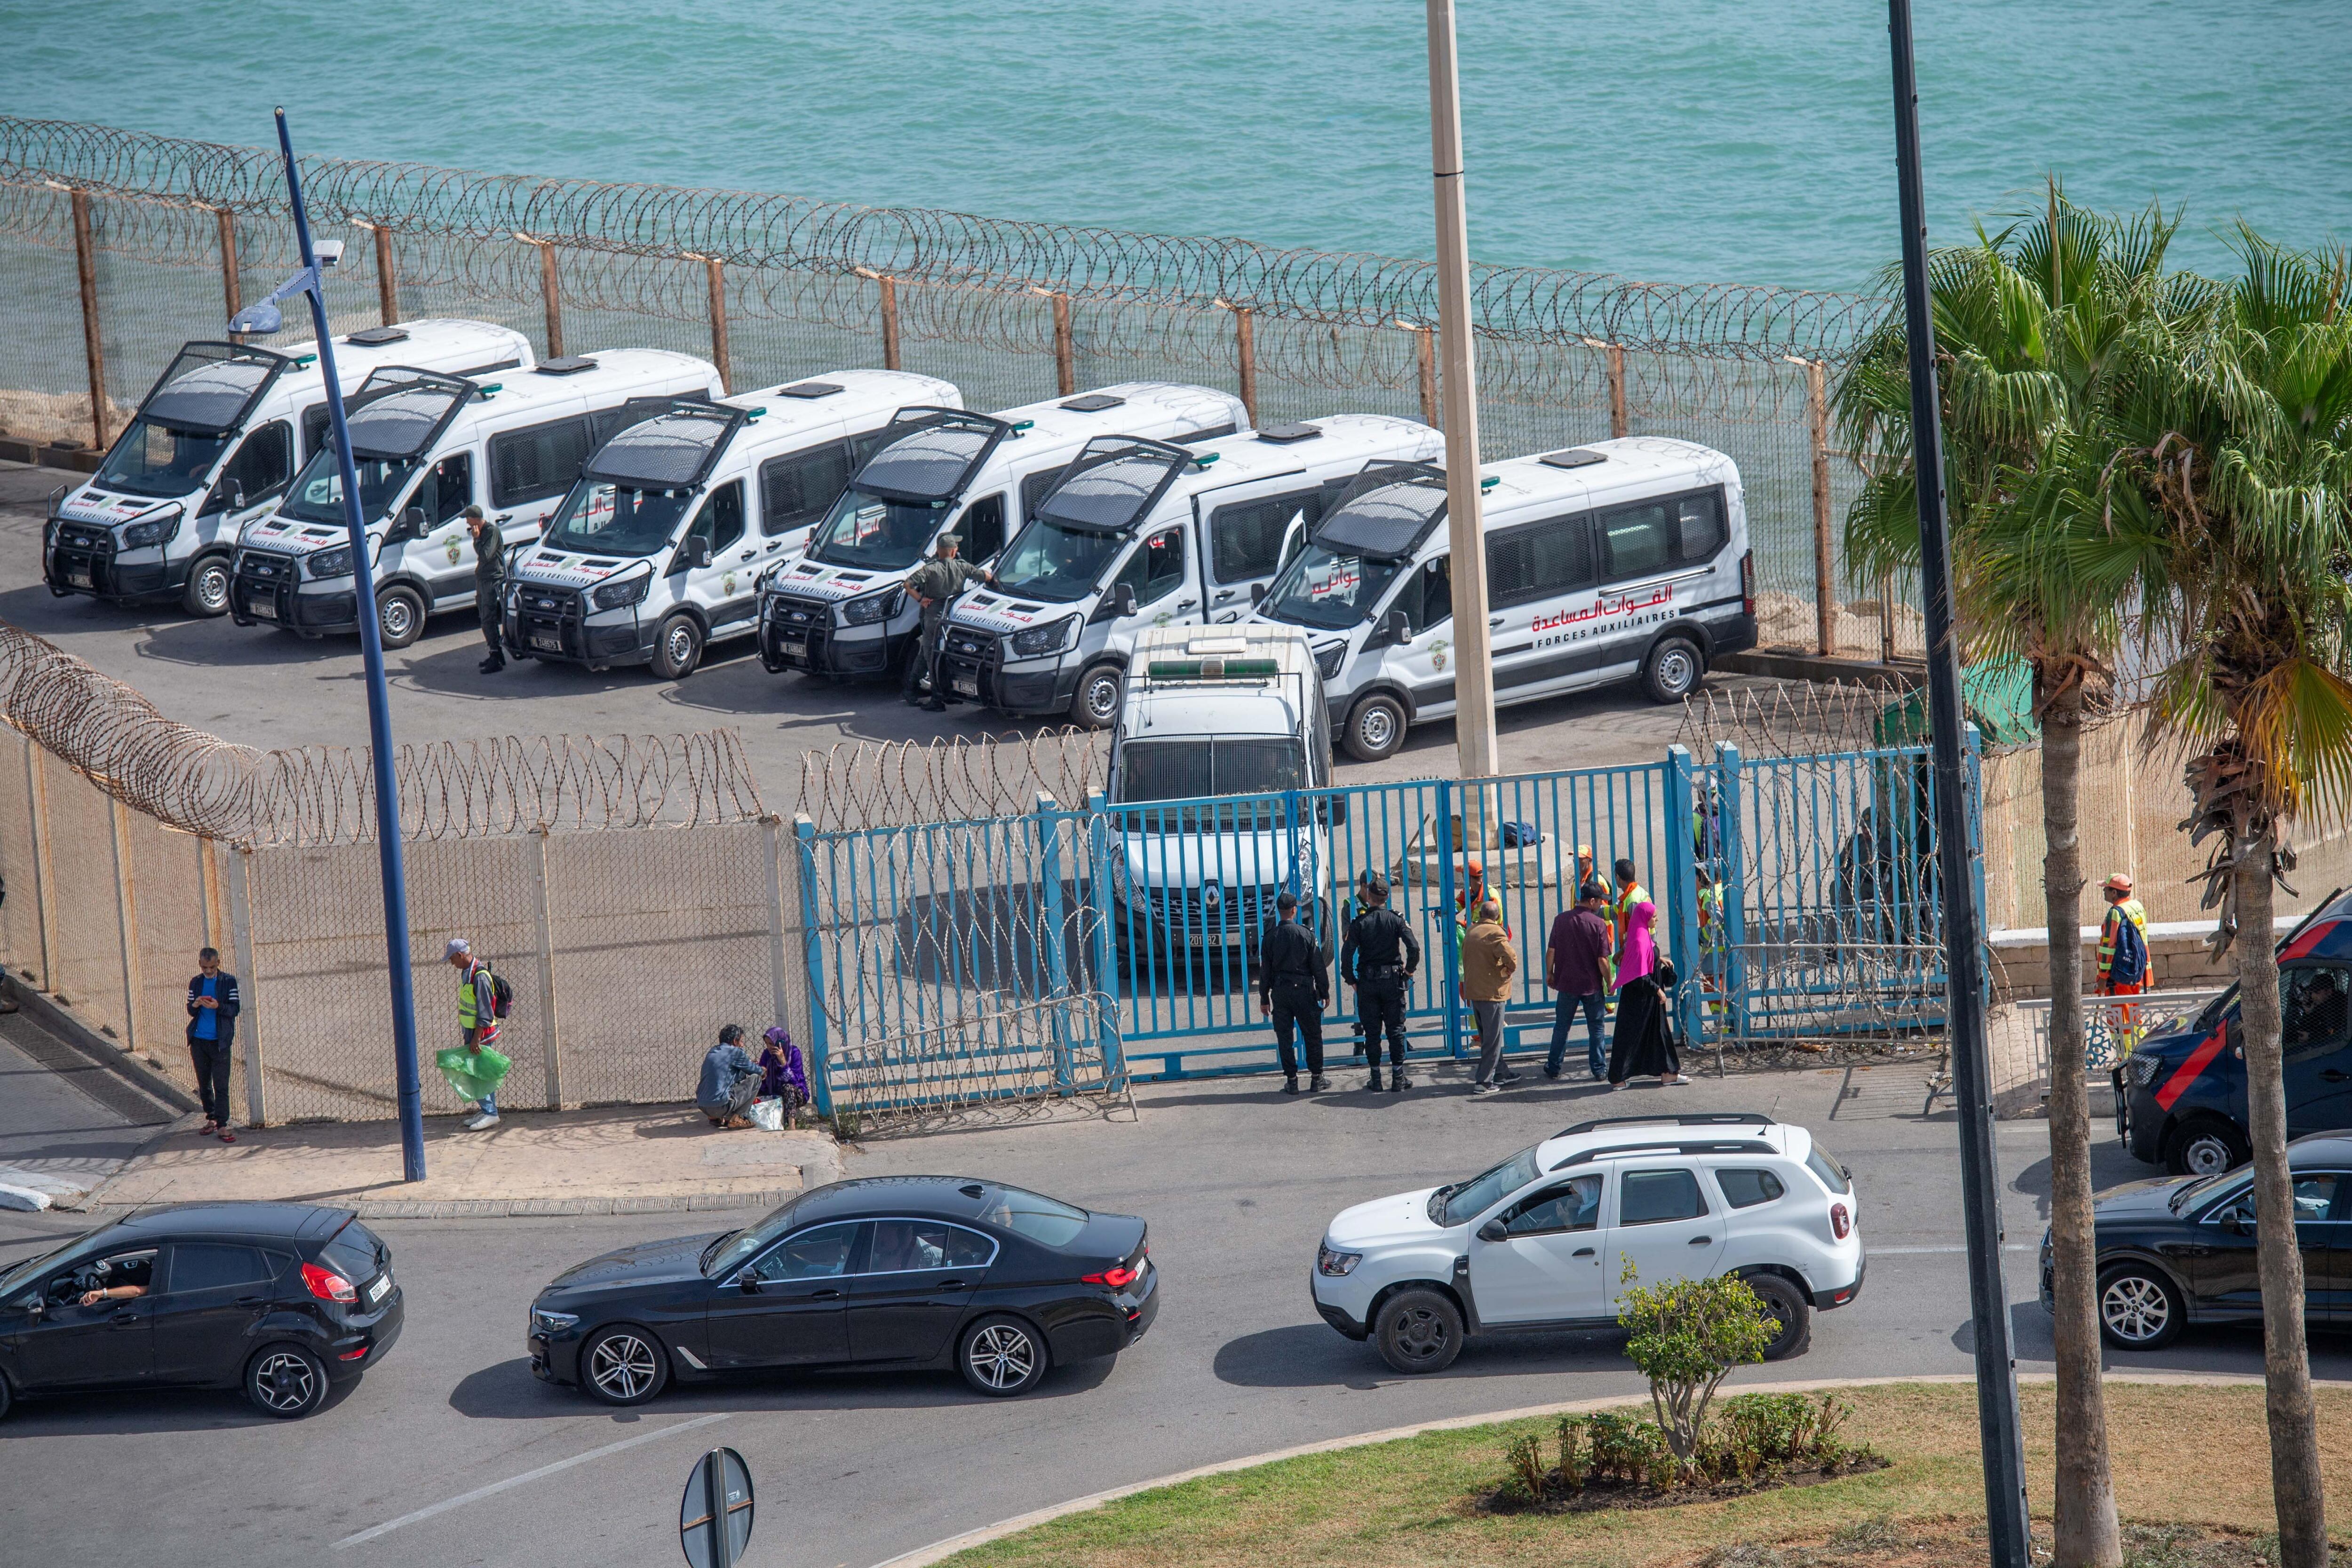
70,1249 -> 157,1307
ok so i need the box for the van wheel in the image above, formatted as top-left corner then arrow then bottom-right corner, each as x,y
651,614 -> 703,680
1343,693 -> 1406,763
1071,663 -> 1123,729
182,552 -> 233,617
2165,1115 -> 2247,1177
1640,635 -> 1705,703
375,585 -> 426,650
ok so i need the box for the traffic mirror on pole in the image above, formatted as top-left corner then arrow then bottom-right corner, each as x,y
679,1446 -> 754,1568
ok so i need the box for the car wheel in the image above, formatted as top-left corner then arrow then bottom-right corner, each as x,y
375,585 -> 426,651
1343,693 -> 1407,763
182,552 -> 233,617
580,1324 -> 669,1405
1640,635 -> 1705,703
244,1343 -> 330,1419
1373,1287 -> 1463,1375
2097,1263 -> 2184,1350
1747,1273 -> 1812,1361
651,614 -> 704,681
959,1314 -> 1049,1397
1070,663 -> 1122,729
2164,1115 -> 2247,1178
0,1369 -> 13,1422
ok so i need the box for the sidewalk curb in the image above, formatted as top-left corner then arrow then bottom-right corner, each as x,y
8,979 -> 199,1116
866,1370 -> 2336,1568
81,1186 -> 798,1221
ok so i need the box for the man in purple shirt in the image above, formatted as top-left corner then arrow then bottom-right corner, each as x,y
1544,877 -> 1614,1080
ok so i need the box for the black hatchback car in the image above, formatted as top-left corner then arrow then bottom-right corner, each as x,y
2041,1131 -> 2352,1350
530,1176 -> 1157,1403
0,1202 -> 402,1420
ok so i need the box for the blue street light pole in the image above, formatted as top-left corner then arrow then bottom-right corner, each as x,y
234,108 -> 428,1181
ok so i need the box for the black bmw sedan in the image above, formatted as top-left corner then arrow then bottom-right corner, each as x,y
0,1202 -> 402,1420
530,1176 -> 1157,1403
2041,1131 -> 2352,1350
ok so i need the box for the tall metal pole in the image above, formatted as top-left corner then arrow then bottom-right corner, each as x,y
1424,0 -> 1498,784
1883,9 -> 2029,1564
271,109 -> 429,1182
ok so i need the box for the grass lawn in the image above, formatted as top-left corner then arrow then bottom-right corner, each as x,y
943,1380 -> 2352,1568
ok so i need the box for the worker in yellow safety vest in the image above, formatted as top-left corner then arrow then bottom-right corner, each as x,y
2097,872 -> 2151,1054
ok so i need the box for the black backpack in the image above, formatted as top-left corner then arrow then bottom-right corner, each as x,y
486,964 -> 514,1019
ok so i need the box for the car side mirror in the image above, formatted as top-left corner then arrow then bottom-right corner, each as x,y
690,537 -> 715,570
1477,1218 -> 1508,1243
2221,1210 -> 2249,1236
1113,582 -> 1138,618
737,1273 -> 762,1295
1250,581 -> 1267,607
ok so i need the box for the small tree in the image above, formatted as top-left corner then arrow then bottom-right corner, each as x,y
1617,1268 -> 1776,1469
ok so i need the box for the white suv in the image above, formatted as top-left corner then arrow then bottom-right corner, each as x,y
1311,1113 -> 1863,1374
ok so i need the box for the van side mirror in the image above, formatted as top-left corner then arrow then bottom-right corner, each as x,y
1317,795 -> 1348,826
1476,1218 -> 1508,1243
689,537 -> 714,570
1250,581 -> 1267,607
1113,582 -> 1138,618
1377,610 -> 1410,648
392,506 -> 426,542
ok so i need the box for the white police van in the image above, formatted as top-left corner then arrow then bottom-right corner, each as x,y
940,415 -> 1444,728
1255,437 -> 1756,762
502,369 -> 961,678
229,349 -> 721,647
1106,624 -> 1337,954
44,321 -> 531,617
755,382 -> 1245,684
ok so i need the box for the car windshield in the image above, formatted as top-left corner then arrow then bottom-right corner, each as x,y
94,417 -> 235,499
978,1184 -> 1090,1247
542,480 -> 693,557
702,1197 -> 804,1278
1430,1146 -> 1542,1227
991,518 -> 1128,603
1260,543 -> 1409,630
1116,738 -> 1305,804
282,445 -> 417,526
0,1236 -> 85,1299
808,486 -> 953,570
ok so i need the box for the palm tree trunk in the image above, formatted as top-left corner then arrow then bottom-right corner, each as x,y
2231,841 -> 2330,1568
2040,677 -> 2121,1568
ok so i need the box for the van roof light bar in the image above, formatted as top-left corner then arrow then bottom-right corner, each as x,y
1554,1112 -> 1773,1138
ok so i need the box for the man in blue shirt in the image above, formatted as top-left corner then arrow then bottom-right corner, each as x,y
185,947 -> 241,1143
697,1025 -> 758,1129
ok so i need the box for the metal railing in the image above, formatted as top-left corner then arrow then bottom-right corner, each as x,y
2016,989 -> 2221,1083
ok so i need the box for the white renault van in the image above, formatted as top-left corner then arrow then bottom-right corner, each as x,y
501,369 -> 961,678
940,415 -> 1444,728
755,382 -> 1245,684
1254,438 -> 1756,762
228,350 -> 722,647
43,321 -> 532,617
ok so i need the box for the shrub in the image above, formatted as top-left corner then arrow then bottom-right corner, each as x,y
1618,1267 -> 1778,1467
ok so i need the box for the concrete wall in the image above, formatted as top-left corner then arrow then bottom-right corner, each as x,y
1989,915 -> 2300,1002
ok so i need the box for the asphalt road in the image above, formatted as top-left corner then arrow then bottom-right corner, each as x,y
0,460 -> 1778,785
6,1056 -> 2349,1568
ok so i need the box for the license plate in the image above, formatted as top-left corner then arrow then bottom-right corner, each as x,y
531,633 -> 562,653
954,677 -> 979,697
66,571 -> 90,588
249,598 -> 276,620
366,1273 -> 392,1305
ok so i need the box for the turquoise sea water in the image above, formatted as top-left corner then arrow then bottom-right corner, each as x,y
4,0 -> 2345,295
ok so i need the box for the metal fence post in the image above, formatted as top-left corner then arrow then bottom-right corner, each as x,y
517,234 -> 564,358
1086,790 -> 1125,1085
68,188 -> 110,449
108,798 -> 143,1052
1234,305 -> 1258,425
1051,292 -> 1076,397
1664,747 -> 1703,1045
1965,723 -> 1990,1006
1606,342 -> 1629,439
215,206 -> 242,345
526,827 -> 564,1109
793,815 -> 834,1118
1435,778 -> 1462,1059
1034,795 -> 1076,1096
22,739 -> 54,990
223,844 -> 266,1126
879,275 -> 901,370
1804,358 -> 1836,656
1716,744 -> 1748,1047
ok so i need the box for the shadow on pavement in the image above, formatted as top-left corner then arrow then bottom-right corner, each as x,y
0,1371 -> 362,1438
131,614 -> 349,670
1213,1321 -> 1628,1388
448,1351 -> 1116,1419
1951,1298 -> 2352,1378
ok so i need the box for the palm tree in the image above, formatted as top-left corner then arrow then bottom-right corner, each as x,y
2059,231 -> 2352,1568
1836,185 -> 2196,1568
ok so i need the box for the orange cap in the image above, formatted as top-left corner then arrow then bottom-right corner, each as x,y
2103,873 -> 2133,893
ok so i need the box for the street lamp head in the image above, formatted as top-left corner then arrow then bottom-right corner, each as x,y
311,239 -> 344,270
229,301 -> 284,335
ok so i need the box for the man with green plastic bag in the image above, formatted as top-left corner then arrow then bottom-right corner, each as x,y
437,937 -> 510,1130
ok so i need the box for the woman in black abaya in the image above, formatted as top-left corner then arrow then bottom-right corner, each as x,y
1607,957 -> 1694,1087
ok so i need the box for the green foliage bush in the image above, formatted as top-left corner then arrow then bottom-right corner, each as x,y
1493,1393 -> 1866,1507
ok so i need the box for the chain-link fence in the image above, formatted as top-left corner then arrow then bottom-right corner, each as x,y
0,116 -> 1919,662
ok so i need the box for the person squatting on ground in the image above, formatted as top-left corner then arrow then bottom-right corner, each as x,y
1462,896 -> 1519,1094
1608,956 -> 1692,1088
468,505 -> 506,674
1258,889 -> 1330,1094
758,1026 -> 810,1119
446,937 -> 503,1128
901,533 -> 995,711
699,1025 -> 760,1128
1340,871 -> 1421,1092
185,946 -> 240,1143
1543,877 -> 1614,1080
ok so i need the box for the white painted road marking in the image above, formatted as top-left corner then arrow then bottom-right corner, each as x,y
333,1412 -> 731,1549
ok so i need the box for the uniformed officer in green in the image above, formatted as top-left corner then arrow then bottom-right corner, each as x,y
902,533 -> 995,711
467,504 -> 506,675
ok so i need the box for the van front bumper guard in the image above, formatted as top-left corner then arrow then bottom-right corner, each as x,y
230,552 -> 356,633
507,586 -> 650,667
46,527 -> 183,601
940,627 -> 1074,713
760,592 -> 898,678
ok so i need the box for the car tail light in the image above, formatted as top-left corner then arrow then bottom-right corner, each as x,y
339,1345 -> 370,1361
1083,1265 -> 1140,1289
302,1261 -> 358,1303
1830,1202 -> 1852,1241
1740,550 -> 1756,616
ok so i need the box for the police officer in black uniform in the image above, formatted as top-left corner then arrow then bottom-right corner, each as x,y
1340,871 -> 1421,1092
1258,890 -> 1329,1094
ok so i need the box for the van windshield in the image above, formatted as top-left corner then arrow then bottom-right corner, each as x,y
992,519 -> 1126,603
808,487 -> 952,570
542,481 -> 694,557
282,446 -> 417,526
1260,544 -> 1407,630
94,418 -> 236,498
1117,738 -> 1306,804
